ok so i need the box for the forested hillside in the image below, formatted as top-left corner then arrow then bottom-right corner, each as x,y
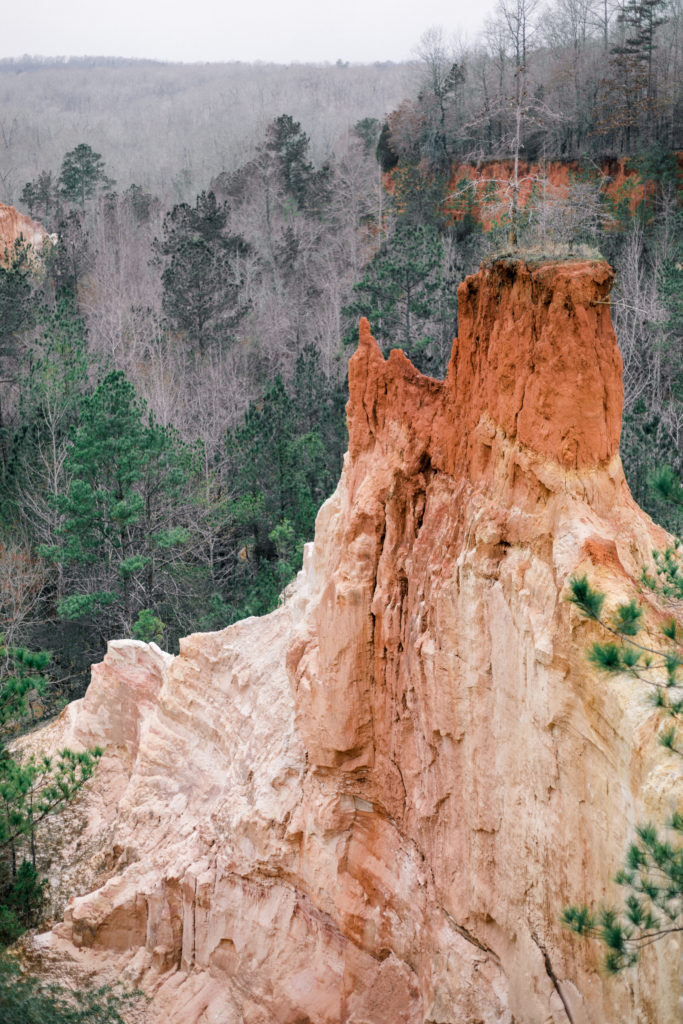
0,57 -> 410,205
0,0 -> 681,712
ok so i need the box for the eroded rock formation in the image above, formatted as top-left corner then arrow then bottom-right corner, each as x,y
0,202 -> 50,258
29,258 -> 681,1023
439,156 -> 683,229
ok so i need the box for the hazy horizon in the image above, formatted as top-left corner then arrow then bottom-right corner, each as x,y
5,0 -> 498,65
2,53 -> 410,67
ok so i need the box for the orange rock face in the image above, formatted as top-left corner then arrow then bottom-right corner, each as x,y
350,259 -> 622,473
442,157 -> 680,227
30,258 -> 680,1023
0,202 -> 49,259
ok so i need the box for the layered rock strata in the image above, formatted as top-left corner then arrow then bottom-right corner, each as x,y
31,258 -> 681,1023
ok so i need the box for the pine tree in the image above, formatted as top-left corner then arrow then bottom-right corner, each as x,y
596,0 -> 669,150
156,191 -> 250,353
344,221 -> 457,375
220,357 -> 345,620
20,172 -> 55,225
44,371 -> 202,648
264,114 -> 331,214
0,238 -> 37,473
58,144 -> 114,208
0,641 -> 101,943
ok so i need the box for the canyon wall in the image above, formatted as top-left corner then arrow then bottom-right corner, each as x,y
30,257 -> 681,1023
439,156 -> 683,229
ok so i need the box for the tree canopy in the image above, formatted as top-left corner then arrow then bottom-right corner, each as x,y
58,144 -> 114,208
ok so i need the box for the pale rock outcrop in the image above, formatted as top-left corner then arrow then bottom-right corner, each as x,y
29,258 -> 681,1023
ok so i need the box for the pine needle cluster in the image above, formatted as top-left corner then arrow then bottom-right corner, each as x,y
567,574 -> 683,753
563,552 -> 683,973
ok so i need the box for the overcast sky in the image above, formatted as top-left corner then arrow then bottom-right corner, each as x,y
5,0 -> 499,64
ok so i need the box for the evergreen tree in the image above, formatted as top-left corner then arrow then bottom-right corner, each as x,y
266,115 -> 315,207
20,172 -> 55,225
264,114 -> 331,214
0,641 -> 101,943
44,371 -> 203,649
376,121 -> 400,173
354,117 -> 381,155
414,27 -> 466,173
0,238 -> 37,473
0,239 -> 35,361
220,354 -> 345,620
58,144 -> 114,208
1,299 -> 89,609
344,221 -> 457,375
596,0 -> 669,150
156,191 -> 250,353
47,211 -> 89,298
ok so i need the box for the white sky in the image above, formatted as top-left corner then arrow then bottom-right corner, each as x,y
4,0 -> 499,64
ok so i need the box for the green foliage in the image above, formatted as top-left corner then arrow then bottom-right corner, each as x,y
0,238 -> 35,347
221,349 -> 346,620
0,747 -> 103,853
621,413 -> 683,535
376,121 -> 399,172
661,617 -> 678,641
265,114 -> 331,213
48,210 -> 89,298
24,300 -> 89,420
57,592 -> 117,620
0,906 -> 23,947
10,337 -> 345,648
567,575 -> 606,620
641,541 -> 683,603
611,599 -> 643,636
224,379 -> 319,616
588,640 -> 623,671
564,561 -> 683,971
659,724 -> 677,749
343,221 -> 457,375
132,609 -> 165,644
649,466 -> 683,508
6,860 -> 46,926
157,191 -> 249,352
0,953 -> 137,1023
632,145 -> 681,213
58,144 -> 114,207
563,815 -> 683,973
354,117 -> 380,155
618,223 -> 683,537
0,641 -> 49,734
0,643 -> 102,952
20,172 -> 55,225
197,593 -> 232,633
570,563 -> 682,741
48,370 -> 203,648
391,163 -> 451,230
122,183 -> 155,223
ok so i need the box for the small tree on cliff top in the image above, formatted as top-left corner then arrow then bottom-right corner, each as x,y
563,477 -> 683,972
